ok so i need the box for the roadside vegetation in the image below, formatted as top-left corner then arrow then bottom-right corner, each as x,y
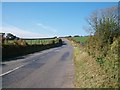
68,5 -> 119,88
70,40 -> 113,88
1,33 -> 62,61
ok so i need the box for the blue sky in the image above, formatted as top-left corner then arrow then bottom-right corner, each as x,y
2,2 -> 117,38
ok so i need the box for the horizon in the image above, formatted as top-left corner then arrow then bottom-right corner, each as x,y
1,2 -> 118,38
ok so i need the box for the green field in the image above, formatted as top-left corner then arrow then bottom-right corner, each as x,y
3,38 -> 60,45
25,38 -> 59,45
72,36 -> 89,44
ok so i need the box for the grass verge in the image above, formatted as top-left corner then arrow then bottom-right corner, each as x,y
71,41 -> 118,88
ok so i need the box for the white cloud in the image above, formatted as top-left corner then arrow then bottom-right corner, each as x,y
0,25 -> 50,38
37,23 -> 57,33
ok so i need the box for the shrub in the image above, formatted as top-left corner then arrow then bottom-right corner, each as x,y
13,39 -> 28,46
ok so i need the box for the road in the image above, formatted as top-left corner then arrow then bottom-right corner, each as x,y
2,39 -> 74,88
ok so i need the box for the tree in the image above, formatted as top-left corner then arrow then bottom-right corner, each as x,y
86,5 -> 119,57
6,33 -> 19,40
74,35 -> 80,37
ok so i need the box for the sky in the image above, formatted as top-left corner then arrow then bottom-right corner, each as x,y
1,2 -> 118,38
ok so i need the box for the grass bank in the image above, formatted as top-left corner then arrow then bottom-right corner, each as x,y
70,40 -> 119,88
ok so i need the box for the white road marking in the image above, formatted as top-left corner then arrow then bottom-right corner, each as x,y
1,49 -> 60,77
0,64 -> 24,77
1,58 -> 40,77
56,50 -> 60,52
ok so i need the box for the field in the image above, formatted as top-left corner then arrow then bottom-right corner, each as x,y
24,39 -> 55,45
66,36 -> 89,45
72,36 -> 89,44
3,38 -> 59,45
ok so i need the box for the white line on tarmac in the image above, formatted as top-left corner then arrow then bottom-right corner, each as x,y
56,50 -> 60,52
0,64 -> 24,77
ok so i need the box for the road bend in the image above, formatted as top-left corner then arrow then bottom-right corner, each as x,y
2,39 -> 74,88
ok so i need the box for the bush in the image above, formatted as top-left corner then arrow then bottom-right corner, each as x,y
13,39 -> 28,46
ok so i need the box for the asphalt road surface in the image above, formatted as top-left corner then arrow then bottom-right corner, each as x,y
1,39 -> 74,88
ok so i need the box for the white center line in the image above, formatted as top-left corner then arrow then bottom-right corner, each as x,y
0,64 -> 24,77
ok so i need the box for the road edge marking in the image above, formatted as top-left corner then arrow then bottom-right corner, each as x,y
0,64 -> 24,77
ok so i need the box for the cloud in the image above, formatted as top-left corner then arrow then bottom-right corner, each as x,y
0,25 -> 50,38
37,23 -> 57,33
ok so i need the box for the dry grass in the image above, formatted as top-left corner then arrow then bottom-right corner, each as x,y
72,43 -> 118,88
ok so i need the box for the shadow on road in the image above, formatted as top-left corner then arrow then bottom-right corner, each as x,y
62,41 -> 67,45
60,52 -> 70,61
